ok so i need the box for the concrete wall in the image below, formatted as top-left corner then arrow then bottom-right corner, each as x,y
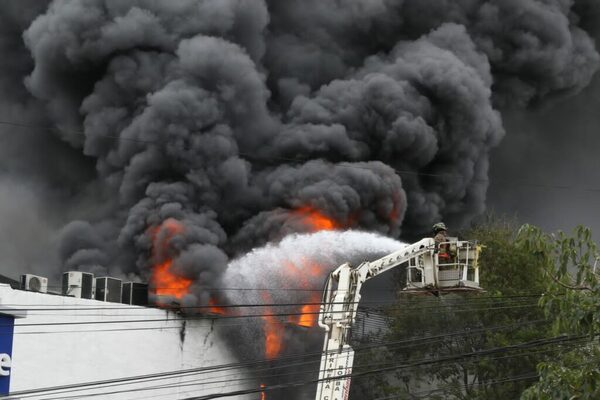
0,284 -> 250,399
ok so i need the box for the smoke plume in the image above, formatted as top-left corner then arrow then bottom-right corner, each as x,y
13,0 -> 596,285
0,1 -> 599,395
223,230 -> 405,397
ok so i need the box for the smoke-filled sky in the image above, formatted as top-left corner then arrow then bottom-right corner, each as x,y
487,0 -> 600,235
2,3 -> 600,397
0,0 -> 599,295
489,71 -> 600,236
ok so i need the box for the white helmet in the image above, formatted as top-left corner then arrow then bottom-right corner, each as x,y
433,222 -> 447,232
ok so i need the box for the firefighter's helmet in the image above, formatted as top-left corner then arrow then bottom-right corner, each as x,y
433,222 -> 447,232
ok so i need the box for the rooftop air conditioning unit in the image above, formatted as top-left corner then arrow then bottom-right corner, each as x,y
122,282 -> 148,306
20,274 -> 48,293
62,271 -> 94,299
95,277 -> 122,303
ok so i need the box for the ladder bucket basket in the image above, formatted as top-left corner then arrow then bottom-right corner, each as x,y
403,240 -> 483,294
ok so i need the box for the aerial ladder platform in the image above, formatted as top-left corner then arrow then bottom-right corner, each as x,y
315,237 -> 483,400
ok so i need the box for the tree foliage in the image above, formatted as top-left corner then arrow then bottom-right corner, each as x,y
517,225 -> 600,400
350,216 -> 553,399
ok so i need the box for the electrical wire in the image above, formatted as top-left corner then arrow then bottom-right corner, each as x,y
38,339 -> 586,400
176,334 -> 592,400
0,297 -> 543,338
18,335 -> 578,400
373,372 -> 540,400
0,302 -> 541,331
4,311 -> 539,337
11,320 -> 553,396
0,292 -> 548,304
0,293 -> 542,312
19,322 -> 564,400
2,300 -> 542,322
3,118 -> 600,192
373,357 -> 600,400
0,120 -> 477,181
111,338 -> 592,400
1,293 -> 544,313
5,319 -> 552,398
30,330 -> 589,400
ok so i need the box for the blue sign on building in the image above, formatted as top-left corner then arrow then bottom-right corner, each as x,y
0,314 -> 15,395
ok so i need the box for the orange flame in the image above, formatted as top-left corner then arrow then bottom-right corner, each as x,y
208,297 -> 227,315
295,293 -> 321,328
388,193 -> 402,226
294,206 -> 340,231
152,261 -> 193,298
260,383 -> 266,400
286,259 -> 323,328
260,291 -> 285,359
149,219 -> 192,300
259,258 -> 325,358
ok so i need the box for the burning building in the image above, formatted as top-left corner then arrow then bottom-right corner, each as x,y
0,1 -> 599,399
0,283 -> 250,399
0,230 -> 404,399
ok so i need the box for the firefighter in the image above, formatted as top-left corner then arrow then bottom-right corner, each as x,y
432,222 -> 450,261
433,222 -> 448,244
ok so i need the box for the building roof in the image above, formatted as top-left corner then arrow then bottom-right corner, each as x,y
0,274 -> 19,289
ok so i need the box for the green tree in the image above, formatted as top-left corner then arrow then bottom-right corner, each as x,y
518,225 -> 600,400
350,217 -> 553,399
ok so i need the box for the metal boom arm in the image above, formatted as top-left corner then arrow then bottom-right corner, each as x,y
315,238 -> 436,400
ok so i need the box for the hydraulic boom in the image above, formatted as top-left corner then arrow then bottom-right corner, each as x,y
315,237 -> 481,400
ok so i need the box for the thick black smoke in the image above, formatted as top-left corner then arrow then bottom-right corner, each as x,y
0,0 -> 594,301
266,0 -> 599,107
485,0 -> 600,238
0,0 -> 101,279
1,0 -> 598,397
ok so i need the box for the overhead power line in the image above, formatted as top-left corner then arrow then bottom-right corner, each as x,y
3,118 -> 600,192
0,301 -> 541,330
9,313 -> 546,338
24,335 -> 595,400
0,119 -> 466,179
179,334 -> 591,400
36,340 -> 588,400
6,319 -> 551,398
1,295 -> 540,314
52,339 -> 596,400
15,331 -> 579,400
374,357 -> 600,400
0,292 -> 547,309
373,372 -> 540,400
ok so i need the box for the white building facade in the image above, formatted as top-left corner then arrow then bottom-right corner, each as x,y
0,284 -> 250,399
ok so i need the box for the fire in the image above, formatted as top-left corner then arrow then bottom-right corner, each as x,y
149,218 -> 192,300
294,206 -> 340,231
260,383 -> 266,400
208,297 -> 227,315
296,293 -> 321,328
388,193 -> 402,225
152,261 -> 193,298
261,291 -> 285,360
259,259 -> 323,359
285,259 -> 323,328
261,259 -> 323,360
259,207 -> 333,359
258,258 -> 326,360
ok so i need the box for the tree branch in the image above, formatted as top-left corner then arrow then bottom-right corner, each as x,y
546,268 -> 592,292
